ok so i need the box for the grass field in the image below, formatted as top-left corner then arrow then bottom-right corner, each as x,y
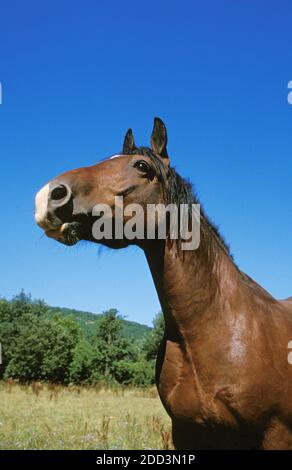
0,381 -> 172,450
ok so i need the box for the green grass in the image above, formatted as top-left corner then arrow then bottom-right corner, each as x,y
0,381 -> 172,450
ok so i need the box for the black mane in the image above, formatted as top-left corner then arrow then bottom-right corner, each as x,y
122,146 -> 232,258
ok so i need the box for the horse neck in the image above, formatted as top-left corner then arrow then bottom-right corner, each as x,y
143,220 -> 241,337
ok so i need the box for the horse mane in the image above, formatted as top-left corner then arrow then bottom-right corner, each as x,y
122,146 -> 233,260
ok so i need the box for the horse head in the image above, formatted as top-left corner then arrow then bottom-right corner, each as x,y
35,118 -> 171,248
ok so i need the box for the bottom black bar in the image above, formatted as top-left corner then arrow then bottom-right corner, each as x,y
0,450 -> 292,466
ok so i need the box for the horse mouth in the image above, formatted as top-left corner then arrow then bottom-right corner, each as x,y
45,222 -> 83,246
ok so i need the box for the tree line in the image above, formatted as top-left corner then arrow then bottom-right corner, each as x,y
0,291 -> 164,387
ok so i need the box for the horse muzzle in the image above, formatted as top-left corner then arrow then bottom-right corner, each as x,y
45,222 -> 83,246
35,181 -> 82,245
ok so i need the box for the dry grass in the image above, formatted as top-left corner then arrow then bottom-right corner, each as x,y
0,381 -> 172,450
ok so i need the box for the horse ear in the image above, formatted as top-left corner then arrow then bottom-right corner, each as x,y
150,117 -> 169,161
123,128 -> 136,154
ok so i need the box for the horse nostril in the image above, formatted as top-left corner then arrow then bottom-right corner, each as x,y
51,185 -> 68,201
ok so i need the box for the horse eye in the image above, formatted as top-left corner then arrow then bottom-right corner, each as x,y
134,160 -> 150,173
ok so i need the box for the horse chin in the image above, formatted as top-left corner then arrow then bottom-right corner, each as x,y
45,221 -> 132,249
45,222 -> 82,246
98,239 -> 131,249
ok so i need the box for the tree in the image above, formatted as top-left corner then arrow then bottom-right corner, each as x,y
113,359 -> 155,386
69,338 -> 94,384
0,299 -> 17,377
40,315 -> 80,383
3,308 -> 80,383
91,309 -> 136,383
0,293 -> 165,387
4,315 -> 48,381
0,293 -> 46,379
142,312 -> 165,361
12,289 -> 32,305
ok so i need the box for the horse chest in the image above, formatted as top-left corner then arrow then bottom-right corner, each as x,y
156,337 -> 252,427
157,339 -> 211,422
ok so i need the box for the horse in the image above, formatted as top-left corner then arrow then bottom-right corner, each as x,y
35,117 -> 292,449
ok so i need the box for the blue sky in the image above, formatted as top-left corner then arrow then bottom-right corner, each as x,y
0,1 -> 292,326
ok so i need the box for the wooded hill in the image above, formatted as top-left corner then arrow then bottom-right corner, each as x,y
44,306 -> 151,340
0,291 -> 163,387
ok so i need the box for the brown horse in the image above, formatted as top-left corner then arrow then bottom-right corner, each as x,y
35,118 -> 292,449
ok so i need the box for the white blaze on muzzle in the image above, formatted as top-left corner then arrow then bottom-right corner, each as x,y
35,183 -> 50,226
110,154 -> 123,159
